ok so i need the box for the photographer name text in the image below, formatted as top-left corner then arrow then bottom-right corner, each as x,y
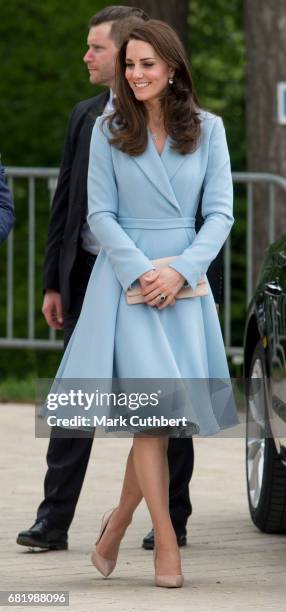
46,415 -> 188,428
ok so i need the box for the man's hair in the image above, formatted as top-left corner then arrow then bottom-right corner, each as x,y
88,6 -> 149,31
110,16 -> 148,47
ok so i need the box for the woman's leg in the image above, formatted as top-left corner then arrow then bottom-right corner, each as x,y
132,435 -> 182,576
95,446 -> 143,560
96,434 -> 182,576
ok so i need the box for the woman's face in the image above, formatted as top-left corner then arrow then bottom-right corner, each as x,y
125,39 -> 174,104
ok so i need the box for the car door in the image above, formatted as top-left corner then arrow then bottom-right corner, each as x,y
263,236 -> 286,447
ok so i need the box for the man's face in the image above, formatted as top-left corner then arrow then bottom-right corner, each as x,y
83,23 -> 118,89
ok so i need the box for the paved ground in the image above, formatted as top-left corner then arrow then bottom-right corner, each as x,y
1,403 -> 286,611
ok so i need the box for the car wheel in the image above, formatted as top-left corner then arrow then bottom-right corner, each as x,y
246,340 -> 286,533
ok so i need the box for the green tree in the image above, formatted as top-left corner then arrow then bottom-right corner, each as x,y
0,0 -> 109,167
190,0 -> 245,170
190,0 -> 246,348
0,0 -> 112,386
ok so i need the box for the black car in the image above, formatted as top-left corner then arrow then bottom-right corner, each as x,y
244,235 -> 286,533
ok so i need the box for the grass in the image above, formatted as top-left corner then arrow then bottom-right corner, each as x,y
0,377 -> 35,403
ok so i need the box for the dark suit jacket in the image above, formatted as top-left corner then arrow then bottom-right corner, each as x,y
42,90 -> 109,311
0,164 -> 15,244
43,89 -> 223,311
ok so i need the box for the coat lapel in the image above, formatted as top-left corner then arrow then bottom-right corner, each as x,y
132,132 -> 182,213
161,141 -> 188,182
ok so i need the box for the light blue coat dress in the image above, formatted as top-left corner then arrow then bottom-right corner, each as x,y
53,111 -> 239,436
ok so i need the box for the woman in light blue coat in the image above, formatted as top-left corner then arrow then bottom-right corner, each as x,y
54,20 -> 238,587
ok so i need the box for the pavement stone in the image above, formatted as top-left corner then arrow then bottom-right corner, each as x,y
1,403 -> 286,611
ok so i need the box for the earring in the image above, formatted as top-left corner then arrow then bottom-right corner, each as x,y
169,77 -> 174,85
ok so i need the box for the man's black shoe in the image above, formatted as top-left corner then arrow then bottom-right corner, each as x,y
16,518 -> 68,550
142,528 -> 187,550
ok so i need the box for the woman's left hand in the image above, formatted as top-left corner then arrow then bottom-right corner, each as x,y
141,267 -> 186,309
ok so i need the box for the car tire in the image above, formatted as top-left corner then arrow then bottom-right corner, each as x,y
246,340 -> 286,533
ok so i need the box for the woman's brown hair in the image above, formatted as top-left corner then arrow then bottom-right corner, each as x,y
107,19 -> 201,156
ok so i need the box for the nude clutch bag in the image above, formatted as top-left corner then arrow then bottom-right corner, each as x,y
126,256 -> 208,305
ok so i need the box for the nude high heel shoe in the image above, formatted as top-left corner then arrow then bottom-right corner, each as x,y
153,549 -> 184,588
91,508 -> 117,578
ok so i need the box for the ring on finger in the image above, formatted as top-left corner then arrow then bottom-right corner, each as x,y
158,293 -> 167,304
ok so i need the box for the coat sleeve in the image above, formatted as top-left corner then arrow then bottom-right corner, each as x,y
169,116 -> 234,291
87,118 -> 154,291
0,165 -> 15,244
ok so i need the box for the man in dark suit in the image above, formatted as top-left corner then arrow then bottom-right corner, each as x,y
17,5 -> 223,552
0,163 -> 15,244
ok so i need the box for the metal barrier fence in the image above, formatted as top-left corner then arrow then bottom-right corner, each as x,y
2,168 -> 286,358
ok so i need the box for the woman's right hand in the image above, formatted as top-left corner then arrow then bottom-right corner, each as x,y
139,270 -> 176,308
